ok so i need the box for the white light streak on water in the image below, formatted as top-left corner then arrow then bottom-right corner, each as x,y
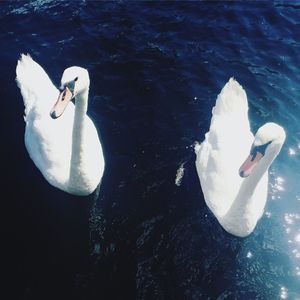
280,286 -> 288,299
289,148 -> 296,155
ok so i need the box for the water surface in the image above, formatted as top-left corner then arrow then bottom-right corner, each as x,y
1,1 -> 300,299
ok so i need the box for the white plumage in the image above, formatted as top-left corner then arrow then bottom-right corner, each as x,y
195,78 -> 285,237
16,54 -> 105,196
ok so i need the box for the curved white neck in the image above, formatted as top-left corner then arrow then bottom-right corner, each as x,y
69,89 -> 89,187
221,143 -> 283,236
238,143 -> 282,200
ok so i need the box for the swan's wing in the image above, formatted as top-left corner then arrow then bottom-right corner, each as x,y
16,54 -> 58,119
213,78 -> 248,116
196,78 -> 252,156
195,78 -> 254,217
208,77 -> 251,147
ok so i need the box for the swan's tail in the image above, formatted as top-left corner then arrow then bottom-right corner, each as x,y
212,77 -> 248,116
16,54 -> 57,119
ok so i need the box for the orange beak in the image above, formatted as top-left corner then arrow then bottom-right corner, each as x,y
50,87 -> 73,119
239,152 -> 263,178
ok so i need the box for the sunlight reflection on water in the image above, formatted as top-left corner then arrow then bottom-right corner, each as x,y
269,138 -> 300,287
283,209 -> 300,277
280,286 -> 288,299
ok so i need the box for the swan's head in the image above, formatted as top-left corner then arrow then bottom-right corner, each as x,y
239,122 -> 286,178
50,66 -> 90,119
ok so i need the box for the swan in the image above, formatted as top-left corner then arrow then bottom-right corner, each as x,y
16,54 -> 105,196
195,78 -> 285,237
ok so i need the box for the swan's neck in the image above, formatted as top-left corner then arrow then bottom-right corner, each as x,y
240,144 -> 281,199
239,156 -> 271,198
221,143 -> 282,236
69,89 -> 89,188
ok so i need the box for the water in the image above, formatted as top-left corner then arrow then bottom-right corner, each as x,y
1,1 -> 300,299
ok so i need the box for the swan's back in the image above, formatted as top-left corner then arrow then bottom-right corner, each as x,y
195,78 -> 253,218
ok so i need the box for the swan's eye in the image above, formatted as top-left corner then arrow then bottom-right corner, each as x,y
62,81 -> 76,95
250,145 -> 258,161
74,77 -> 78,82
250,141 -> 272,160
62,90 -> 66,101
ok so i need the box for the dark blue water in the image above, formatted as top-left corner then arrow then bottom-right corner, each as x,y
1,1 -> 300,299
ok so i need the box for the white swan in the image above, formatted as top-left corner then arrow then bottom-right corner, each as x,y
195,78 -> 285,237
16,54 -> 105,196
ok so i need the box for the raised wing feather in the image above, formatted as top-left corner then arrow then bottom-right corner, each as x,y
195,78 -> 253,217
208,77 -> 251,149
16,54 -> 58,119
